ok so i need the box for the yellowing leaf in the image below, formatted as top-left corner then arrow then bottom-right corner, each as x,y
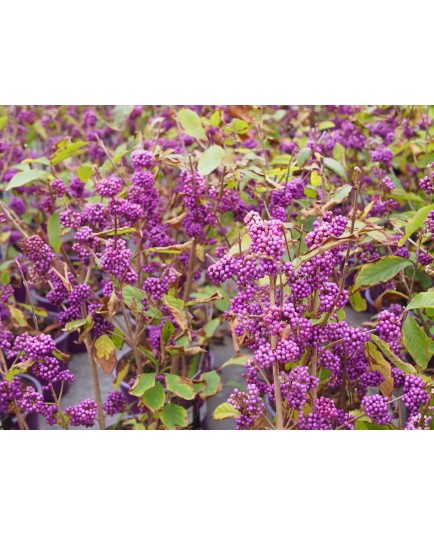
92,334 -> 117,375
213,402 -> 240,421
177,109 -> 206,140
310,171 -> 322,187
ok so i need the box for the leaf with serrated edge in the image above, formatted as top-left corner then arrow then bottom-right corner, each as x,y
142,382 -> 165,411
161,404 -> 188,429
402,315 -> 434,370
213,402 -> 240,421
200,370 -> 222,399
129,373 -> 156,397
165,374 -> 195,400
398,204 -> 434,246
92,335 -> 117,375
405,292 -> 434,311
353,256 -> 412,291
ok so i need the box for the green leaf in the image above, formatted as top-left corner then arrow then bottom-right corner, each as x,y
209,109 -> 222,127
296,147 -> 312,167
63,317 -> 88,333
200,370 -> 222,399
0,115 -> 7,131
310,170 -> 322,187
52,349 -> 70,362
221,355 -> 249,368
164,295 -> 185,311
113,355 -> 129,390
161,404 -> 188,429
161,319 -> 176,344
104,227 -> 136,237
51,141 -> 89,166
20,303 -> 48,317
212,402 -> 240,421
389,188 -> 425,205
122,286 -> 147,313
111,327 -> 125,350
318,120 -> 335,131
47,212 -> 61,253
177,109 -> 206,140
323,157 -> 347,179
22,156 -> 51,166
329,184 -> 352,204
233,119 -> 249,134
349,290 -> 367,312
165,374 -> 195,400
353,256 -> 413,290
337,309 -> 346,321
129,373 -> 156,397
204,318 -> 220,339
405,292 -> 434,311
5,359 -> 34,381
270,155 -> 292,166
333,142 -> 345,162
304,185 -> 318,199
398,204 -> 434,246
402,315 -> 434,370
113,105 -> 135,127
9,306 -> 28,327
5,168 -> 49,190
77,165 -> 94,181
371,334 -> 417,374
163,295 -> 188,331
142,381 -> 165,411
198,145 -> 225,175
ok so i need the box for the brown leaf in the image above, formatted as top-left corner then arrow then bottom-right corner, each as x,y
108,291 -> 119,316
228,105 -> 254,123
146,239 -> 194,254
165,345 -> 205,356
186,292 -> 223,306
91,335 -> 117,375
53,349 -> 71,362
364,342 -> 393,397
373,290 -> 408,312
163,297 -> 189,332
50,258 -> 73,291
166,211 -> 188,226
113,354 -> 130,390
92,352 -> 117,375
99,292 -> 119,317
252,413 -> 268,430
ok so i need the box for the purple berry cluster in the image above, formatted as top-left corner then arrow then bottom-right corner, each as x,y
103,391 -> 127,416
403,376 -> 429,416
65,399 -> 97,427
101,238 -> 137,283
362,394 -> 392,425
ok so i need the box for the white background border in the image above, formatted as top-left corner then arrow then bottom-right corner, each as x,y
1,1 -> 434,535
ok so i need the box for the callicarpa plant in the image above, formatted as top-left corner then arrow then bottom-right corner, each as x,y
209,165 -> 434,430
1,105 -> 434,431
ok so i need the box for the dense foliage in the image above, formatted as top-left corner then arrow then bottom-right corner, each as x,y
0,105 -> 434,430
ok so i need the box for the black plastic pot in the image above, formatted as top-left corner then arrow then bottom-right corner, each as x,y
0,374 -> 43,430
